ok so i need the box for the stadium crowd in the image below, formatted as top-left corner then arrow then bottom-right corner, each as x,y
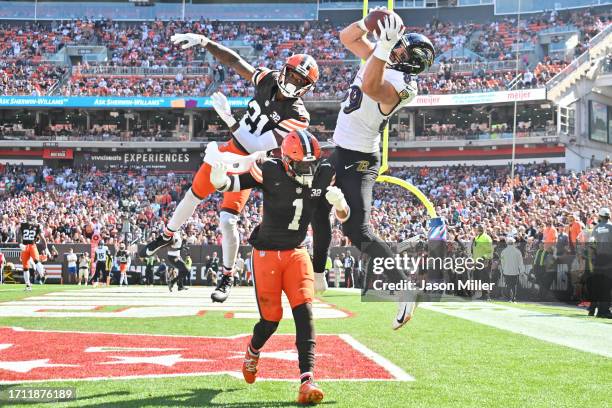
0,8 -> 608,97
1,159 -> 609,250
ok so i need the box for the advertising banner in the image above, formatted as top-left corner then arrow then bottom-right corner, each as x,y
73,150 -> 203,171
42,148 -> 73,159
406,88 -> 547,107
0,96 -> 251,109
0,90 -> 546,109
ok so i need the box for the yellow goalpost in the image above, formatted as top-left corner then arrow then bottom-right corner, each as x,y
363,0 -> 437,218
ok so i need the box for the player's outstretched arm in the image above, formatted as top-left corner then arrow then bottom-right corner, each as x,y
210,162 -> 262,193
339,20 -> 375,60
171,33 -> 255,81
361,15 -> 404,111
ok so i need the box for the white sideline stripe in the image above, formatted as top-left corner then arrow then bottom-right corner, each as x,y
338,334 -> 414,381
421,302 -> 612,358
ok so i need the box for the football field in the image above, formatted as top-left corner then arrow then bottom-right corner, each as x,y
0,285 -> 610,407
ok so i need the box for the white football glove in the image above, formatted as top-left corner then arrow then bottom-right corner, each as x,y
326,186 -> 348,211
211,92 -> 237,128
170,33 -> 210,50
373,13 -> 405,62
210,162 -> 230,191
314,272 -> 328,294
19,244 -> 26,251
402,80 -> 418,103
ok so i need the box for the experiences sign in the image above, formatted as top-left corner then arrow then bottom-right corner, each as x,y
73,150 -> 202,171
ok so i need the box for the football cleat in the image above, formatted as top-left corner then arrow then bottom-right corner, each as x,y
297,379 -> 324,405
139,233 -> 172,257
392,301 -> 416,330
242,346 -> 259,384
211,274 -> 233,303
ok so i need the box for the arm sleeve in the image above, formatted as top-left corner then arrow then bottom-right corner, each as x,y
311,196 -> 333,274
228,162 -> 265,192
277,103 -> 310,133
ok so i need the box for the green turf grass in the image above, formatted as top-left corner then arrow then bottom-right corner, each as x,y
0,287 -> 610,407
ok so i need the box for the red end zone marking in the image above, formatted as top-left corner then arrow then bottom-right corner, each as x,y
0,327 -> 412,383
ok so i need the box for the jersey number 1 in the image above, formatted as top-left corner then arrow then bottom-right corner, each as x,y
288,198 -> 303,230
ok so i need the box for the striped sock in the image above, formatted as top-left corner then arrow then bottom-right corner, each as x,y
248,344 -> 260,357
300,372 -> 313,384
163,228 -> 174,239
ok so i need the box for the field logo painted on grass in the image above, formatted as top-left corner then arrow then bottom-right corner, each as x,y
0,327 -> 413,383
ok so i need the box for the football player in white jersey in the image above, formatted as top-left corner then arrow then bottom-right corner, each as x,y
311,11 -> 435,330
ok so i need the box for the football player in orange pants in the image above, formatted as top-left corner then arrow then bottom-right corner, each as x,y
210,130 -> 350,404
140,31 -> 319,305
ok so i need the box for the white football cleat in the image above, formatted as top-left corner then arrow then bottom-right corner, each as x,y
392,301 -> 416,330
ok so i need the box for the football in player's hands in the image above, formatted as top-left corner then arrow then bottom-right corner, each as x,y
364,7 -> 395,37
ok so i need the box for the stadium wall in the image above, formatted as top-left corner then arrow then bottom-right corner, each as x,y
0,145 -> 566,169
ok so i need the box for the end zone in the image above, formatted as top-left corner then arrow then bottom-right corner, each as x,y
0,327 -> 413,383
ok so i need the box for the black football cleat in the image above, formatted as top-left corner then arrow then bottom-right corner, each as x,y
211,274 -> 234,303
140,233 -> 172,257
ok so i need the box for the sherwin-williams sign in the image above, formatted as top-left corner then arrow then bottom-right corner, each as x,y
0,96 -> 251,109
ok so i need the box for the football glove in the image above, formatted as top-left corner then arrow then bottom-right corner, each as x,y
170,33 -> 210,49
402,80 -> 418,103
325,186 -> 347,211
19,244 -> 26,251
314,272 -> 328,294
373,13 -> 405,62
211,92 -> 237,128
210,162 -> 230,191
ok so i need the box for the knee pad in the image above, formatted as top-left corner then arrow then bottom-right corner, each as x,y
220,211 -> 239,233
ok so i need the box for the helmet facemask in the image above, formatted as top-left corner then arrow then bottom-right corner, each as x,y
278,66 -> 314,98
283,155 -> 320,187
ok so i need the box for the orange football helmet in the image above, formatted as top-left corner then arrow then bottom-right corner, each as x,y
281,130 -> 321,185
278,54 -> 319,98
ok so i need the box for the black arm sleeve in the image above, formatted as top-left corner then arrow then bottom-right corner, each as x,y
231,173 -> 262,191
311,197 -> 333,274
